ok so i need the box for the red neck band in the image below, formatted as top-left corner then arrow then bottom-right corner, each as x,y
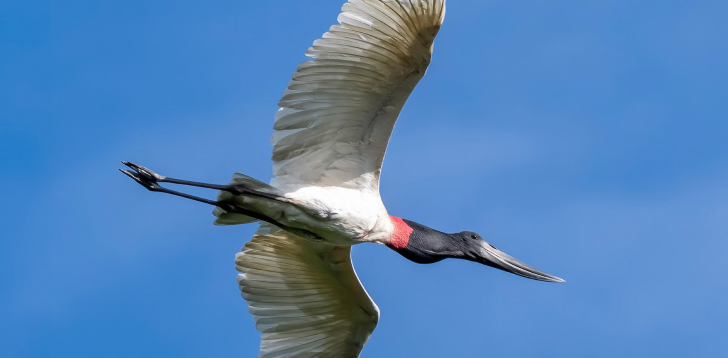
387,216 -> 413,250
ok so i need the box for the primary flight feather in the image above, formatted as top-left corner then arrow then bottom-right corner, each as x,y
121,0 -> 564,357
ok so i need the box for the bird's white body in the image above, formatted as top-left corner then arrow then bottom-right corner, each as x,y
226,183 -> 394,246
282,185 -> 393,245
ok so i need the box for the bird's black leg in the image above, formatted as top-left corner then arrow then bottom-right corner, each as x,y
119,167 -> 266,219
122,161 -> 236,193
120,161 -> 279,200
119,162 -> 324,241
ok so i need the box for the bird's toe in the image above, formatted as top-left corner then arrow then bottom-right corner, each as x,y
121,161 -> 166,182
119,168 -> 163,192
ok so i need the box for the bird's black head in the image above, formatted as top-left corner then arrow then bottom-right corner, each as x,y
387,217 -> 564,282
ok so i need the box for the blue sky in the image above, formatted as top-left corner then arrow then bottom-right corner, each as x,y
2,0 -> 727,357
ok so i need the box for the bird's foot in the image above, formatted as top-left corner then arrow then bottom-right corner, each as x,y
121,161 -> 167,182
119,161 -> 168,192
120,168 -> 163,192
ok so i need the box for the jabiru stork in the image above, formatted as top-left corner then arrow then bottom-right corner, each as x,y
121,0 -> 564,356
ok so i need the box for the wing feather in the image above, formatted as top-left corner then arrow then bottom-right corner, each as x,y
237,224 -> 379,357
239,1 -> 447,356
271,0 -> 446,191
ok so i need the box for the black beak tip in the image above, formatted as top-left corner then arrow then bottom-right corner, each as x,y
525,272 -> 565,283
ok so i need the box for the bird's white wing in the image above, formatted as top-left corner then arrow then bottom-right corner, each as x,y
271,0 -> 446,191
238,1 -> 446,356
237,224 -> 379,358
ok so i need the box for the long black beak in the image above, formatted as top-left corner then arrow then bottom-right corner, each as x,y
475,241 -> 565,283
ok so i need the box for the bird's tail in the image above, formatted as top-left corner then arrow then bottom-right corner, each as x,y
212,173 -> 282,226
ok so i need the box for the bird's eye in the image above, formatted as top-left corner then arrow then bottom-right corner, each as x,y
471,234 -> 478,240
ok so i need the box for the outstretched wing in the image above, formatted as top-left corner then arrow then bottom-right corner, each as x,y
271,0 -> 446,191
237,224 -> 380,358
237,1 -> 447,356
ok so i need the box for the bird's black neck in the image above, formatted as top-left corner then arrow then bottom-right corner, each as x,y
387,216 -> 464,264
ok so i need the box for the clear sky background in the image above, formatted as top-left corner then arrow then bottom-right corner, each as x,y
2,0 -> 727,357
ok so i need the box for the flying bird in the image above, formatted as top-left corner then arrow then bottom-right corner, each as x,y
121,0 -> 564,356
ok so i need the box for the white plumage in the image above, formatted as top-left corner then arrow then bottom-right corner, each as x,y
234,1 -> 445,356
271,0 -> 445,191
236,226 -> 379,358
